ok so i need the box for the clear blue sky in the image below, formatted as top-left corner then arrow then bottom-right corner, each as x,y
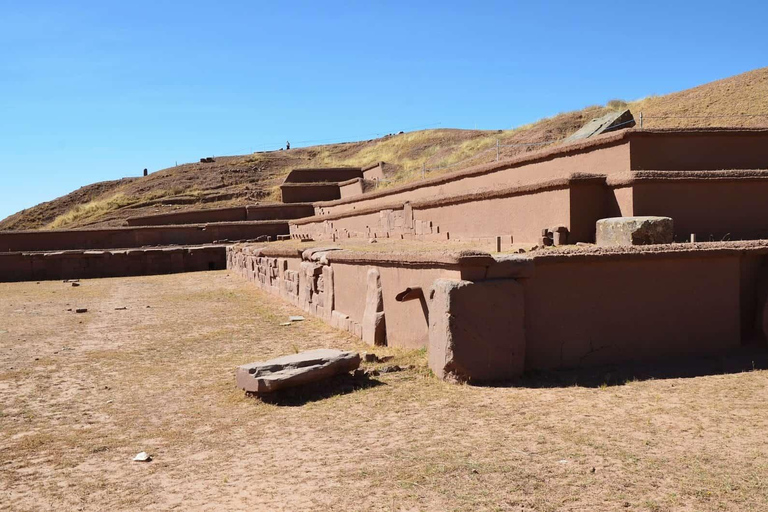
1,1 -> 766,220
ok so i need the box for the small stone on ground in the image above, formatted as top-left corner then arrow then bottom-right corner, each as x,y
133,452 -> 152,462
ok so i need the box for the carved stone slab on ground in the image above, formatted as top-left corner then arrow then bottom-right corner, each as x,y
596,216 -> 673,246
236,349 -> 361,393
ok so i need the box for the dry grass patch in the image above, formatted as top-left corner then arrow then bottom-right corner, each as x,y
45,192 -> 138,229
45,188 -> 194,230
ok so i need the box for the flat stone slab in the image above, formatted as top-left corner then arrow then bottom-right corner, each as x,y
596,216 -> 673,246
236,349 -> 361,394
564,109 -> 635,143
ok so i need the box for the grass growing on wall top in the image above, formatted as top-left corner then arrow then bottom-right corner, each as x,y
45,187 -> 201,229
45,193 -> 138,229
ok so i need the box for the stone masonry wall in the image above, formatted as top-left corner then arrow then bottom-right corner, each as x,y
227,246 -> 367,341
290,183 -> 577,248
0,245 -> 226,282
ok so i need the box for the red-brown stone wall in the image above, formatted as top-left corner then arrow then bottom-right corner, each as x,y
0,245 -> 226,282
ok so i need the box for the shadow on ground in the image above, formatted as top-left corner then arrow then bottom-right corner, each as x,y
493,344 -> 768,389
246,374 -> 386,406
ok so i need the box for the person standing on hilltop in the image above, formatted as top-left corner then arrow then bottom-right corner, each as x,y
286,141 -> 290,150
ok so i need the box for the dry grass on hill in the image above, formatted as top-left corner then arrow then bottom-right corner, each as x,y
2,271 -> 768,511
630,67 -> 768,129
3,67 -> 768,231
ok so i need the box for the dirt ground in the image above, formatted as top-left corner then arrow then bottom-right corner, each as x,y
1,272 -> 768,511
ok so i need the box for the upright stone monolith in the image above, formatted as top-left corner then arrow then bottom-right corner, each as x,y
362,268 -> 386,346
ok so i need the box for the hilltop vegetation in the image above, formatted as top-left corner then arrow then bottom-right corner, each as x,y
2,66 -> 767,231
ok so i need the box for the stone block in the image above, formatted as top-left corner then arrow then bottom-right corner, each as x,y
403,202 -> 413,229
428,278 -> 525,382
551,226 -> 569,246
303,247 -> 342,262
322,265 -> 335,321
362,268 -> 387,346
596,216 -> 673,246
301,261 -> 323,277
236,349 -> 361,394
331,310 -> 348,329
564,109 -> 635,143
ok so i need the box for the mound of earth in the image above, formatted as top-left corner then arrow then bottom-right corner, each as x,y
2,66 -> 767,231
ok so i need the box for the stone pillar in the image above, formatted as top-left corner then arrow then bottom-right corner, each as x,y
403,202 -> 414,230
362,268 -> 387,346
428,278 -> 525,382
322,265 -> 335,322
298,262 -> 312,311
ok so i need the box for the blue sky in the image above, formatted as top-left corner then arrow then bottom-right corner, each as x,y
1,1 -> 766,220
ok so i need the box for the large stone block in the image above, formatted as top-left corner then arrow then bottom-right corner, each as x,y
236,349 -> 361,394
428,279 -> 525,382
596,216 -> 673,246
362,268 -> 386,346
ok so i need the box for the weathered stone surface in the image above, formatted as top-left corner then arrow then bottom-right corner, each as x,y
551,225 -> 569,246
301,247 -> 341,262
596,216 -> 674,246
362,268 -> 386,346
564,109 -> 635,143
331,310 -> 348,329
428,278 -> 525,382
403,202 -> 414,230
298,262 -> 313,309
236,349 -> 361,393
322,265 -> 335,321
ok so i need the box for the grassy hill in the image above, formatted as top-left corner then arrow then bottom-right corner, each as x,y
2,66 -> 767,231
